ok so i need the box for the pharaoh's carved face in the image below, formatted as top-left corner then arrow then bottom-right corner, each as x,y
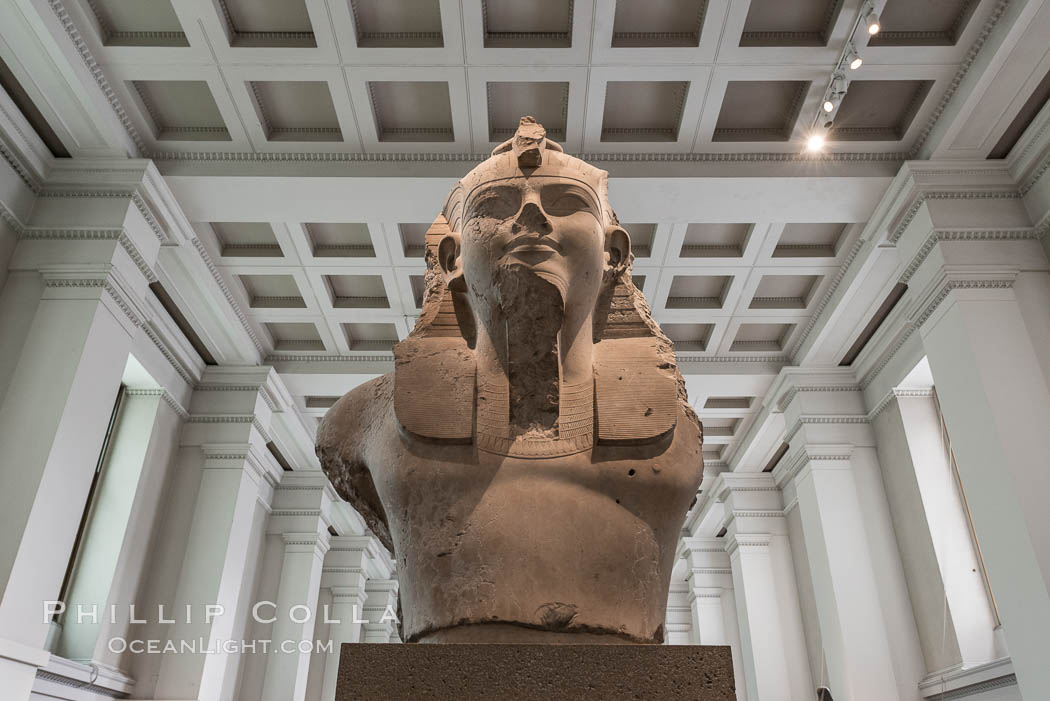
440,176 -> 630,320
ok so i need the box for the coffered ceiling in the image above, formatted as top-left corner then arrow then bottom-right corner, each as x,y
65,0 -> 997,157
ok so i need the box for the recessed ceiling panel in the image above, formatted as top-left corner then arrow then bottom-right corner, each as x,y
305,223 -> 374,257
611,0 -> 707,47
869,0 -> 979,46
749,274 -> 820,309
351,0 -> 443,47
251,81 -> 341,141
238,274 -> 305,308
343,322 -> 399,350
623,223 -> 657,258
681,223 -> 750,257
487,82 -> 568,141
714,81 -> 808,142
740,0 -> 844,46
220,0 -> 316,47
730,322 -> 795,352
704,396 -> 754,409
410,274 -> 426,307
601,81 -> 689,142
773,223 -> 846,257
662,323 -> 714,352
667,275 -> 731,309
368,81 -> 454,142
266,322 -> 324,351
398,223 -> 430,257
483,0 -> 573,48
88,0 -> 188,46
326,275 -> 389,308
831,80 -> 933,141
131,80 -> 230,141
212,222 -> 281,257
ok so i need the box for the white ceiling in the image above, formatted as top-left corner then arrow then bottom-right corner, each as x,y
3,0 -> 1048,470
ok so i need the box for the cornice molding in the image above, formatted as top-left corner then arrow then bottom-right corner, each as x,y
125,387 -> 189,418
899,227 -> 1038,284
42,271 -> 146,328
191,238 -> 265,354
889,190 -> 1022,244
1020,152 -> 1050,196
35,188 -> 168,244
909,0 -> 1011,159
860,274 -> 1017,390
149,149 -> 908,164
47,0 -> 145,155
867,391 -> 897,422
141,323 -> 197,385
790,234 -> 866,358
19,227 -> 158,282
777,384 -> 861,412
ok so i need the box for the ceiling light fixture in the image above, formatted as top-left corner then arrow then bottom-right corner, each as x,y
845,43 -> 863,70
805,4 -> 875,155
863,8 -> 881,35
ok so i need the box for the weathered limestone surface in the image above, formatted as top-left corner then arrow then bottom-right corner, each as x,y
318,117 -> 704,645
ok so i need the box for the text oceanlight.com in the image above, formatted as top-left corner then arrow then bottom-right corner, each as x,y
107,638 -> 336,654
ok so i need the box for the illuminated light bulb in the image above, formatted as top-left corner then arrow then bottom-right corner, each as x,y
844,44 -> 863,70
807,133 -> 826,152
823,99 -> 835,113
864,9 -> 881,35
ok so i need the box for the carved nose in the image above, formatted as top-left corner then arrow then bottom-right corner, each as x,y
514,201 -> 551,233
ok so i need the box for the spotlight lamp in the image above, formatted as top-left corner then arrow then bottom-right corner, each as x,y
863,7 -> 881,35
844,44 -> 863,70
807,130 -> 827,153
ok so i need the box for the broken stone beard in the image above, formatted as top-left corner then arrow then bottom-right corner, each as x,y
474,263 -> 595,457
495,264 -> 563,440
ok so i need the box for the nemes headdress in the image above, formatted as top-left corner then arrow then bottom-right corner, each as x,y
393,117 -> 700,457
443,116 -> 617,234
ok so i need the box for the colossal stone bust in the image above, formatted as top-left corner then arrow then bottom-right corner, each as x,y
318,117 -> 703,644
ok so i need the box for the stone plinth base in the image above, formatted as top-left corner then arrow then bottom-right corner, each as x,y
336,643 -> 736,700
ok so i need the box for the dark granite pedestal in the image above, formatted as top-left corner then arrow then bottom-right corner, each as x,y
336,643 -> 737,700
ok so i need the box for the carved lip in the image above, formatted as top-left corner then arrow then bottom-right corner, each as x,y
503,235 -> 562,256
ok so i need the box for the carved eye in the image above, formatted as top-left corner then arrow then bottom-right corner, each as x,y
469,189 -> 521,220
542,187 -> 596,217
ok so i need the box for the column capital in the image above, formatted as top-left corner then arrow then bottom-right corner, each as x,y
774,442 -> 854,490
329,586 -> 367,607
39,263 -> 148,335
724,532 -> 773,557
199,442 -> 283,492
282,531 -> 331,557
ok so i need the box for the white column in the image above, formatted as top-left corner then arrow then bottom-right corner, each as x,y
319,585 -> 367,701
261,471 -> 335,701
362,579 -> 399,643
260,532 -> 329,701
717,474 -> 812,701
317,535 -> 390,701
791,447 -> 901,701
918,267 -> 1050,696
679,537 -> 747,701
153,369 -> 284,701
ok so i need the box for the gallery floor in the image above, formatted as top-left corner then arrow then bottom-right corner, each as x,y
0,0 -> 1049,699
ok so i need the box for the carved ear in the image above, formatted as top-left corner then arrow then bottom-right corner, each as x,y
437,233 -> 466,292
605,226 -> 631,272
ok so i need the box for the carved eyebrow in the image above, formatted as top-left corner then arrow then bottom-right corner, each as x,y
540,183 -> 601,211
